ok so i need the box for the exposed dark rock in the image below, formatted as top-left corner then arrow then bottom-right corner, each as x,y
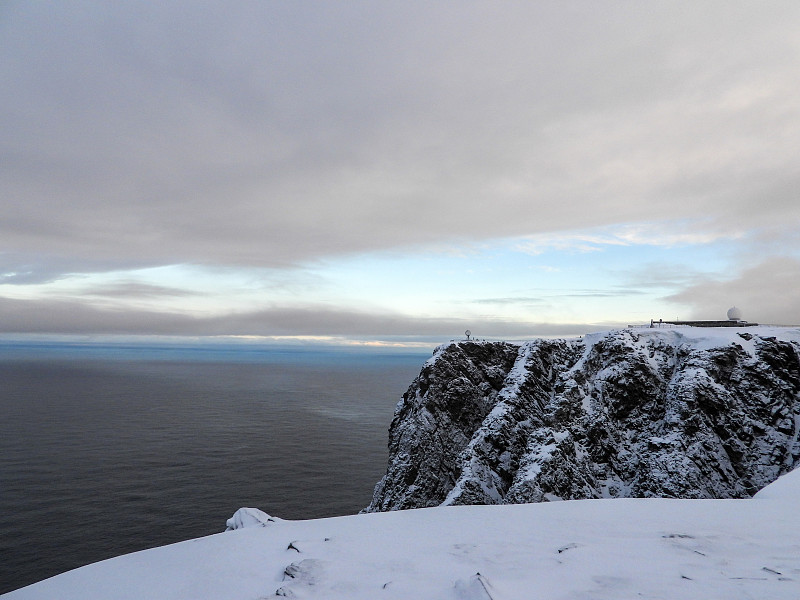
365,328 -> 800,511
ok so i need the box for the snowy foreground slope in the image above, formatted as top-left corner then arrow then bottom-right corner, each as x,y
4,470 -> 800,599
367,327 -> 800,511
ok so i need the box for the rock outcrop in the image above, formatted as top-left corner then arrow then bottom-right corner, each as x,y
365,327 -> 800,511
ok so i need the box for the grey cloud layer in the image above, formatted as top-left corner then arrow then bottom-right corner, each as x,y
0,296 -> 608,338
3,1 -> 800,278
666,257 -> 800,325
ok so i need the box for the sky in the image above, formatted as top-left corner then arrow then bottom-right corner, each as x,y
2,1 -> 799,345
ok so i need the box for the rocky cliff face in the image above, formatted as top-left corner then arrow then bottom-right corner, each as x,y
365,327 -> 800,511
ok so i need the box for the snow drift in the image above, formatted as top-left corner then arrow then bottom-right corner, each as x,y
4,468 -> 800,599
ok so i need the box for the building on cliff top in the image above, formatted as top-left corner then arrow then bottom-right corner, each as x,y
649,306 -> 758,328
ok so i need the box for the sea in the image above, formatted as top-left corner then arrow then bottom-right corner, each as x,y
0,339 -> 431,594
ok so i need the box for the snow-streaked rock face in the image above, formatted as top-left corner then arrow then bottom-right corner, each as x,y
365,327 -> 800,511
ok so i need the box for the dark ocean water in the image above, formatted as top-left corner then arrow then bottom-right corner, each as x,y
0,341 -> 429,594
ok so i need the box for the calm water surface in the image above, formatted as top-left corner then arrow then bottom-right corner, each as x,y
0,342 -> 428,594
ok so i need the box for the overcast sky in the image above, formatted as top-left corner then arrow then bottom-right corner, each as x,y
2,1 -> 799,344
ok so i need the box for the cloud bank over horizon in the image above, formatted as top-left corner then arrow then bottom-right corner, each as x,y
2,1 -> 799,340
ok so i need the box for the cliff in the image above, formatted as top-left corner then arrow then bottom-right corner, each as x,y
365,327 -> 800,511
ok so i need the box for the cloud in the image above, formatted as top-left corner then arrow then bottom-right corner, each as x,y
472,289 -> 647,305
2,1 -> 800,283
620,263 -> 714,291
0,296 -> 615,339
472,297 -> 547,306
664,257 -> 800,325
0,253 -> 158,285
515,222 -> 744,256
80,282 -> 197,299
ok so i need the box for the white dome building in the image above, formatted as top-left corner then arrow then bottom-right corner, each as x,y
727,306 -> 743,321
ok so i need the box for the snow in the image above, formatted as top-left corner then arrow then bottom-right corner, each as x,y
6,469 -> 800,600
497,342 -> 533,401
754,466 -> 800,501
625,325 -> 800,357
575,326 -> 800,366
225,507 -> 278,530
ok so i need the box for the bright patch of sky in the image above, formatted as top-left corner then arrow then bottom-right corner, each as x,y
310,223 -> 737,324
0,221 -> 741,331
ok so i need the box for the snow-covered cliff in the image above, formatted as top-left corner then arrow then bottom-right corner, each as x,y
366,327 -> 800,511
